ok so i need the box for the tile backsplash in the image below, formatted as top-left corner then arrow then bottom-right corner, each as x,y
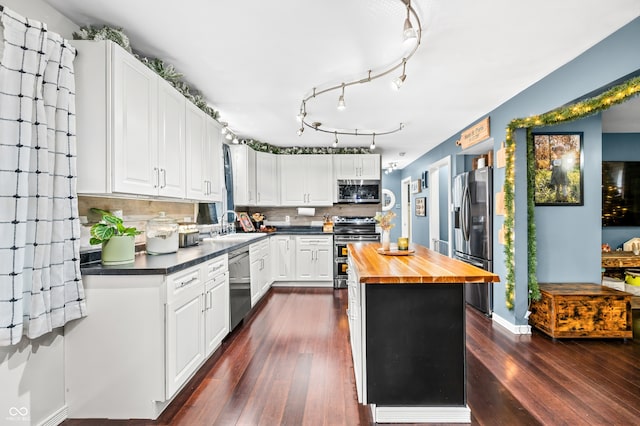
78,196 -> 197,251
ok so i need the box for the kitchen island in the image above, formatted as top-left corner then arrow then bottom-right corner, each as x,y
346,242 -> 499,423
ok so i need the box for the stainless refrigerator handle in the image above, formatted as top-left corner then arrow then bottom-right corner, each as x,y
463,186 -> 471,241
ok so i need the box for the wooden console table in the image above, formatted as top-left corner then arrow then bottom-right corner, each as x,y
602,251 -> 640,269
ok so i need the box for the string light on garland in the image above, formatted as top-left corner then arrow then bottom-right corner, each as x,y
502,75 -> 640,311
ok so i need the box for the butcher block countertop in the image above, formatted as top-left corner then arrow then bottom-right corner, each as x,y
348,242 -> 500,284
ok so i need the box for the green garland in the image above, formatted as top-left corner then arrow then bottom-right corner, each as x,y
503,75 -> 640,310
245,140 -> 372,155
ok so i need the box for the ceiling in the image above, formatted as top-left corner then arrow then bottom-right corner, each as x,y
44,0 -> 640,168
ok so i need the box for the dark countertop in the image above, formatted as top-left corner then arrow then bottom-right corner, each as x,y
80,227 -> 332,276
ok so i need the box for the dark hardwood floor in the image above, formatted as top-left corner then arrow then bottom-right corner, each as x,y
63,287 -> 640,426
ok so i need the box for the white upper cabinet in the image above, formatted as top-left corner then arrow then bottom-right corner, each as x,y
279,155 -> 333,206
185,101 -> 208,199
333,154 -> 381,180
203,118 -> 223,201
157,79 -> 186,198
74,40 -> 221,201
230,144 -> 257,206
255,151 -> 279,206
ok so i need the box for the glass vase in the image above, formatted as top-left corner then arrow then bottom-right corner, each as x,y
381,229 -> 391,251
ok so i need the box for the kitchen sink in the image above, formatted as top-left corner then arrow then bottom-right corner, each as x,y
203,233 -> 266,243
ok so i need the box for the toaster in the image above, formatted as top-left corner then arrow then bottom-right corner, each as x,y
178,223 -> 200,247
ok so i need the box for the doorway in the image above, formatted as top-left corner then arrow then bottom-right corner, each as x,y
428,156 -> 452,256
401,177 -> 412,242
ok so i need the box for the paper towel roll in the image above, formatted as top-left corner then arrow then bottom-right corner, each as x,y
297,207 -> 316,216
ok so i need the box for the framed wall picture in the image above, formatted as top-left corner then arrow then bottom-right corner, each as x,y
532,132 -> 583,206
410,179 -> 422,194
421,171 -> 428,188
415,197 -> 426,216
237,212 -> 255,232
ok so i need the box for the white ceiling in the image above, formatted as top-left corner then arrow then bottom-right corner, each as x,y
44,0 -> 640,168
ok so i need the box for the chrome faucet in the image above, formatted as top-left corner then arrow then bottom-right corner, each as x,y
220,210 -> 238,234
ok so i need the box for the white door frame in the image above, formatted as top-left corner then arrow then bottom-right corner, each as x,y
428,156 -> 452,256
401,177 -> 412,242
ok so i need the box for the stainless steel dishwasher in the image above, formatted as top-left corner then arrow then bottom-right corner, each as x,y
228,246 -> 251,330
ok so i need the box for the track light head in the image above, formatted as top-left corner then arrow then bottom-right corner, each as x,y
297,126 -> 304,136
370,134 -> 376,150
403,1 -> 417,42
221,126 -> 228,135
392,60 -> 408,90
232,136 -> 239,144
332,132 -> 339,148
225,132 -> 233,140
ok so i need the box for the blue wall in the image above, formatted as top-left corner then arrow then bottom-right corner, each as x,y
381,170 -> 403,241
396,17 -> 640,326
534,117 -> 603,283
602,133 -> 640,248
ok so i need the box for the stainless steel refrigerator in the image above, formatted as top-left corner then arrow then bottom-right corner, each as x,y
453,167 -> 493,315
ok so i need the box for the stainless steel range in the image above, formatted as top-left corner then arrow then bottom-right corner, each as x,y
333,216 -> 380,288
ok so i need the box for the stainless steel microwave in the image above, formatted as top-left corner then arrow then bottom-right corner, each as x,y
337,180 -> 381,204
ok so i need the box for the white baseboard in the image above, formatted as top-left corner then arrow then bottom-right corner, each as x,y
271,281 -> 332,288
492,312 -> 532,335
39,405 -> 67,426
371,405 -> 471,423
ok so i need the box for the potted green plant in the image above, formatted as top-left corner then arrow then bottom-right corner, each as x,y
89,209 -> 141,265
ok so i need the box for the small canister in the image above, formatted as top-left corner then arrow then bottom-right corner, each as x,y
146,212 -> 179,255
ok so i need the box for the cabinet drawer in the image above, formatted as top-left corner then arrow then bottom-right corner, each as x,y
204,254 -> 228,280
167,265 -> 202,302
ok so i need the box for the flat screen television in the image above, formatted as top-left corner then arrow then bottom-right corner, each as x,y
602,161 -> 640,227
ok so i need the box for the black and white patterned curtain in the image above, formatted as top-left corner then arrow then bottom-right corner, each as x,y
0,6 -> 86,346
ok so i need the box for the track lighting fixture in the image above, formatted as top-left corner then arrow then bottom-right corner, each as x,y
403,1 -> 417,42
225,132 -> 233,140
337,84 -> 346,111
296,0 -> 422,143
369,133 -> 376,150
232,136 -> 239,144
221,125 -> 228,135
332,132 -> 339,148
392,59 -> 407,90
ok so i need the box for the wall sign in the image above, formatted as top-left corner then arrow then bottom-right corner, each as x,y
456,116 -> 490,150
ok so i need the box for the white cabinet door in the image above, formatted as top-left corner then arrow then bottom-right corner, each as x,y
295,241 -> 315,280
204,119 -> 223,201
158,79 -> 186,198
359,154 -> 381,179
250,256 -> 262,306
231,144 -> 256,206
255,151 -> 279,205
185,102 -> 208,200
333,154 -> 380,179
305,155 -> 333,205
166,290 -> 204,398
280,155 -> 332,206
314,243 -> 333,280
272,235 -> 295,281
204,271 -> 229,356
111,44 -> 158,195
260,251 -> 271,295
295,236 -> 333,281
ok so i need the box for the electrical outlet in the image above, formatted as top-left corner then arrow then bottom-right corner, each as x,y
285,215 -> 290,223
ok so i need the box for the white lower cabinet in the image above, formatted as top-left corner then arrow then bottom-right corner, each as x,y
271,235 -> 296,281
250,239 -> 271,306
295,236 -> 333,281
204,255 -> 229,357
347,257 -> 365,402
65,254 -> 229,420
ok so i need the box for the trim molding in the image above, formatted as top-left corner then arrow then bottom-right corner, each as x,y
371,405 -> 471,423
492,312 -> 532,335
39,405 -> 67,426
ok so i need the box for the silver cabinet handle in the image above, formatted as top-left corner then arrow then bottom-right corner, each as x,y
153,167 -> 159,188
160,168 -> 167,188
